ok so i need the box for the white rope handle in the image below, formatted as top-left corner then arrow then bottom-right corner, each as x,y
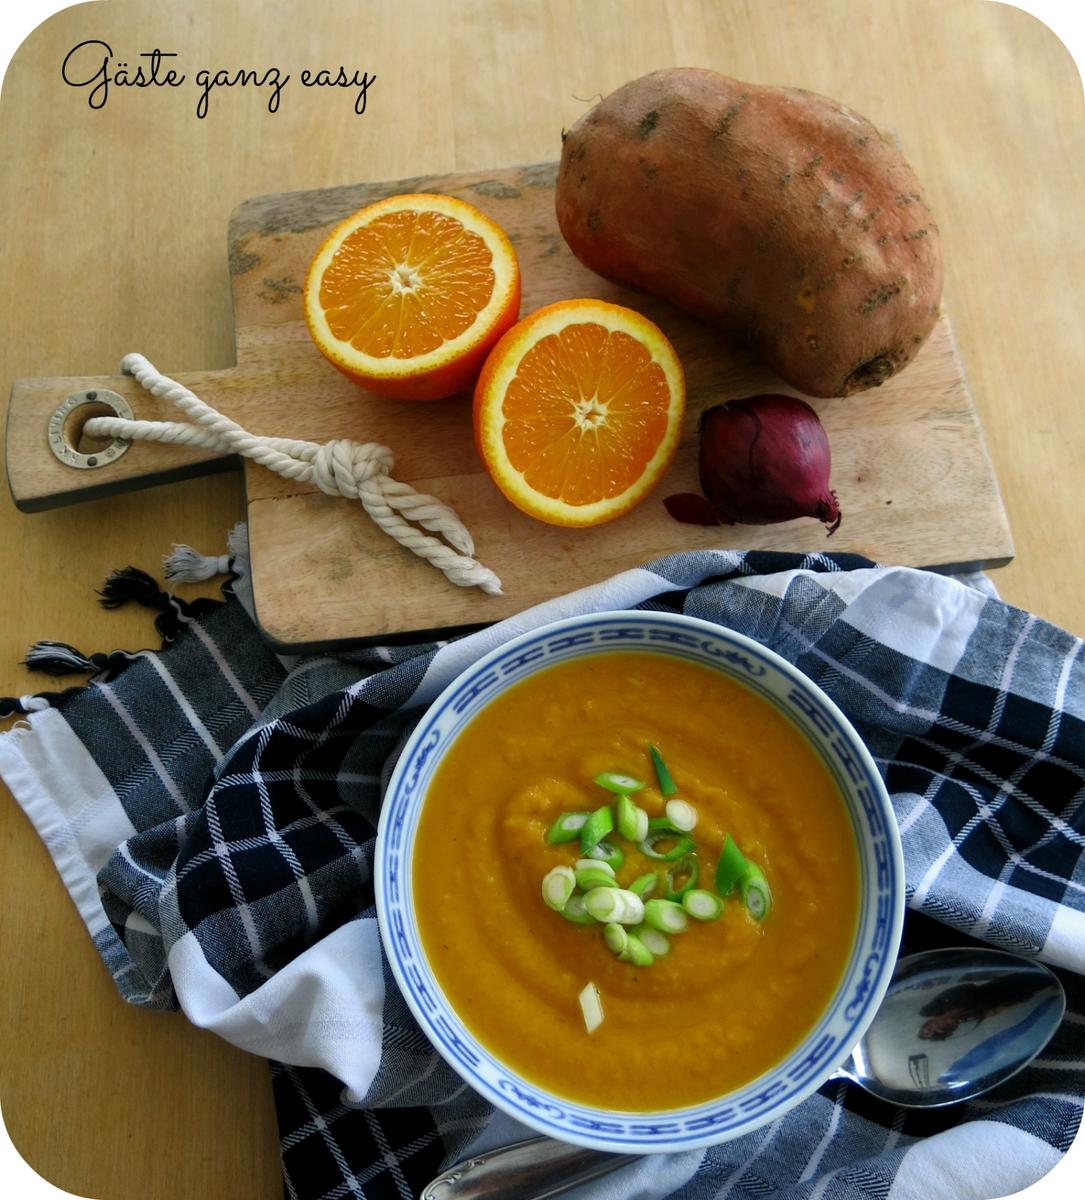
84,354 -> 502,596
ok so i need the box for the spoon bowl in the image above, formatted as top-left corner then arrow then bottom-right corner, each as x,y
421,946 -> 1066,1200
838,946 -> 1065,1107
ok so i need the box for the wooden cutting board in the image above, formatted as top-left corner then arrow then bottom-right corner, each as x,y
6,162 -> 1013,651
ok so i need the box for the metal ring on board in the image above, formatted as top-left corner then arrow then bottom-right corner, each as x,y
47,389 -> 134,469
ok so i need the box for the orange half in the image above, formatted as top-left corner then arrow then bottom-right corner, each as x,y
304,193 -> 521,401
474,299 -> 686,527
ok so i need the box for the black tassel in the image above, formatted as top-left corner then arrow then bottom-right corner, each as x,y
0,685 -> 87,717
23,641 -> 138,678
98,567 -> 174,612
5,566 -> 231,716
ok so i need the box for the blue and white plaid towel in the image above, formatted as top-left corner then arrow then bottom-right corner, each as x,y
1,544 -> 1082,1200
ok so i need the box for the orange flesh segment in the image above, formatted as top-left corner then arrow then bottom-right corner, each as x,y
318,210 -> 496,358
501,323 -> 670,505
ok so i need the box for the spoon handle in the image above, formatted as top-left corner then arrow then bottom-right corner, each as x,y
419,1136 -> 636,1200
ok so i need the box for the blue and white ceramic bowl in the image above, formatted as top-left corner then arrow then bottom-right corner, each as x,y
375,610 -> 904,1153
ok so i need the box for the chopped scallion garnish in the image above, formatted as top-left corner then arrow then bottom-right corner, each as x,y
575,863 -> 618,891
648,744 -> 678,796
561,894 -> 596,925
579,806 -> 614,853
640,830 -> 697,861
579,981 -> 604,1034
585,839 -> 624,871
665,798 -> 698,832
603,922 -> 628,957
541,865 -> 576,912
615,794 -> 641,840
585,887 -> 644,925
545,811 -> 589,844
682,889 -> 723,920
741,862 -> 773,921
619,933 -> 654,967
575,858 -> 614,877
633,925 -> 670,957
714,834 -> 748,896
594,771 -> 645,794
629,871 -> 659,900
643,898 -> 689,934
663,855 -> 699,901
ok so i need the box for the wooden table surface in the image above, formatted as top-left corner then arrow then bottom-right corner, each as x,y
1,1 -> 1082,1196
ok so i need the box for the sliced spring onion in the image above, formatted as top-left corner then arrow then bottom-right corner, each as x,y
615,794 -> 643,841
633,925 -> 671,957
665,798 -> 698,832
579,805 -> 614,853
663,855 -> 700,901
619,934 -> 654,967
640,830 -> 697,861
575,863 -> 618,891
682,888 -> 724,920
741,862 -> 773,921
561,893 -> 596,925
632,806 -> 649,842
594,771 -> 646,794
603,922 -> 628,956
585,839 -> 625,872
643,898 -> 689,934
545,811 -> 589,844
714,834 -> 748,896
579,981 -> 604,1034
648,744 -> 678,796
629,871 -> 659,900
575,858 -> 615,877
647,815 -> 681,834
585,888 -> 644,925
541,865 -> 576,911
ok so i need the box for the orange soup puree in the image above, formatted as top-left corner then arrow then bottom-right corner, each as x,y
413,652 -> 859,1110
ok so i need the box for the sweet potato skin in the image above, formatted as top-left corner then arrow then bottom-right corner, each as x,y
556,69 -> 943,397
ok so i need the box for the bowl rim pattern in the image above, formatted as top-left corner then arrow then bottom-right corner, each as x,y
375,610 -> 905,1153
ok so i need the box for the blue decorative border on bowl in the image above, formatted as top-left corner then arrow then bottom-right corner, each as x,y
376,612 -> 904,1153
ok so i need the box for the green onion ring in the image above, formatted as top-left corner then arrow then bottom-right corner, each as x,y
615,793 -> 641,841
575,863 -> 618,891
603,923 -> 628,956
643,898 -> 689,934
579,805 -> 614,853
585,887 -> 644,925
665,798 -> 698,832
663,855 -> 699,901
741,862 -> 773,921
633,925 -> 670,957
561,894 -> 596,925
640,830 -> 697,861
648,744 -> 678,797
541,865 -> 575,912
629,872 -> 659,900
682,888 -> 723,920
545,811 -> 589,844
586,839 -> 625,871
619,933 -> 654,967
594,771 -> 646,794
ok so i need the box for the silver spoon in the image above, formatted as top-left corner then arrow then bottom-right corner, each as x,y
421,947 -> 1066,1200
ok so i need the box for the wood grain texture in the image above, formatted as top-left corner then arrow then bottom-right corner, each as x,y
1,1 -> 1082,1198
7,160 -> 1013,648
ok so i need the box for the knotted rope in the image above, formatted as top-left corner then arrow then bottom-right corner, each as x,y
83,354 -> 503,595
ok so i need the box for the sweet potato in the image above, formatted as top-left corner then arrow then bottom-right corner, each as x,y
556,69 -> 943,397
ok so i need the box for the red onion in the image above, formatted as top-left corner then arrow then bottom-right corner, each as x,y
665,394 -> 841,534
